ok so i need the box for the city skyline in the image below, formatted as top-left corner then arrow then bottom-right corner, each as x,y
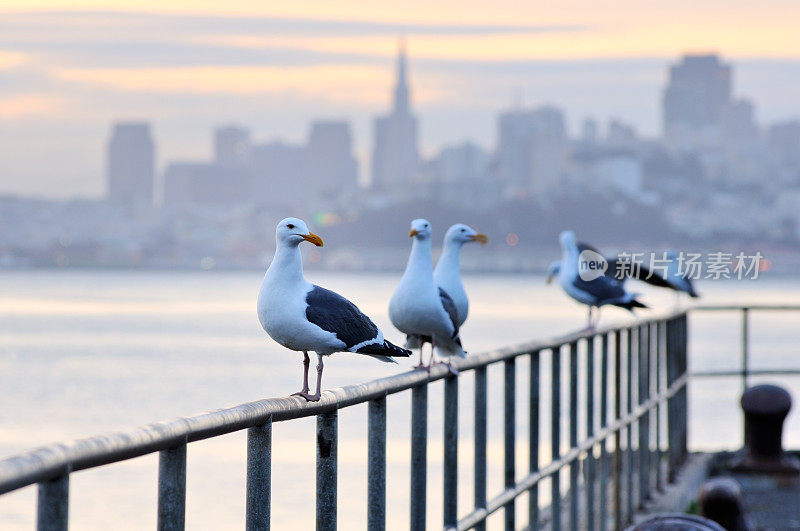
3,4 -> 800,198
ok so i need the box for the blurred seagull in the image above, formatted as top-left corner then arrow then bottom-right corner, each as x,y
546,247 -> 699,304
552,230 -> 647,329
258,217 -> 410,402
390,219 -> 466,374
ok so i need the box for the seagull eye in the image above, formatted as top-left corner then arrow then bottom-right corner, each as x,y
461,228 -> 466,232
287,224 -> 295,229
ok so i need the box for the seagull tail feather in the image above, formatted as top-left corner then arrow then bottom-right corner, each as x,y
356,340 -> 412,359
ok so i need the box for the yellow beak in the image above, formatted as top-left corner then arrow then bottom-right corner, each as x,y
409,229 -> 419,237
301,233 -> 324,247
470,233 -> 489,244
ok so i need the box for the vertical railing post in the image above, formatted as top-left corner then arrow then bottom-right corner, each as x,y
612,330 -> 623,530
679,313 -> 689,460
599,333 -> 610,531
585,336 -> 596,531
529,351 -> 540,531
247,419 -> 272,531
317,410 -> 338,531
666,317 -> 679,483
444,376 -> 459,528
741,307 -> 750,394
368,398 -> 387,531
410,385 -> 428,531
569,342 -> 579,531
37,474 -> 69,531
504,358 -> 516,531
474,366 -> 488,531
626,328 -> 635,523
158,441 -> 187,531
638,324 -> 650,507
551,347 -> 562,531
654,321 -> 664,493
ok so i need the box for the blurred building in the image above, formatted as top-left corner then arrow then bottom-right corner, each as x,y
250,140 -> 308,205
306,121 -> 359,197
497,105 -> 567,196
663,54 -> 732,152
215,125 -> 251,167
107,122 -> 155,207
371,41 -> 419,190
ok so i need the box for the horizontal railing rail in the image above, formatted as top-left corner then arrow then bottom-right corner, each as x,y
689,304 -> 800,391
0,309 -> 693,531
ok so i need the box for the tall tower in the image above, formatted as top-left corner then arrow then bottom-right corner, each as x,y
107,122 -> 155,207
370,39 -> 419,190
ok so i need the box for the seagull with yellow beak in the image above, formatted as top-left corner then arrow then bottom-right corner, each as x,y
390,219 -> 466,374
258,217 -> 410,401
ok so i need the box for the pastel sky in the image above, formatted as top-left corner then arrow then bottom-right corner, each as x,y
2,1 -> 800,197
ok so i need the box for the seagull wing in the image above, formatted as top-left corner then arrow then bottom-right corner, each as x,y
305,286 -> 410,357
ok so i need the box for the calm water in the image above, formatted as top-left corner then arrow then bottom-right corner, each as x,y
0,270 -> 798,529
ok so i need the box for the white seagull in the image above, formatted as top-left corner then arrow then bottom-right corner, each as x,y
258,217 -> 410,401
434,223 -> 488,326
553,230 -> 647,328
389,219 -> 466,373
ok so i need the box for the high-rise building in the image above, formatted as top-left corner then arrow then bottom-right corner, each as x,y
370,40 -> 419,190
107,122 -> 155,206
215,125 -> 251,166
306,121 -> 359,196
663,55 -> 732,151
497,105 -> 567,195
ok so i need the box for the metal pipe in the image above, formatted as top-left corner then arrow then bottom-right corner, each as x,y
569,341 -> 579,531
551,347 -> 562,531
157,443 -> 187,531
585,336 -> 596,531
246,420 -> 272,531
599,333 -> 609,531
613,330 -> 622,530
474,366 -> 488,531
528,351 -> 540,531
504,358 -> 516,530
655,321 -> 663,493
37,474 -> 68,531
368,398 -> 386,531
444,376 -> 459,528
626,328 -> 635,523
316,410 -> 338,531
741,307 -> 750,441
410,385 -> 427,531
638,324 -> 650,507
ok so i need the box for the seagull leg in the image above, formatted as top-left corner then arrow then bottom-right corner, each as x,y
310,354 -> 324,401
427,337 -> 435,372
445,358 -> 459,376
291,351 -> 311,398
586,307 -> 593,330
416,337 -> 426,368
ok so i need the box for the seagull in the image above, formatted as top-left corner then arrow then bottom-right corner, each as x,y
405,224 -> 488,350
389,219 -> 465,374
546,248 -> 699,303
663,250 -> 700,300
552,230 -> 647,328
258,217 -> 411,402
434,224 -> 488,326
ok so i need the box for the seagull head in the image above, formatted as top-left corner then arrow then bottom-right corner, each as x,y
445,223 -> 488,245
408,219 -> 432,240
275,217 -> 324,248
558,230 -> 577,251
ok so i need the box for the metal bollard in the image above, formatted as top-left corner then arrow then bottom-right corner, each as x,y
731,384 -> 800,475
697,477 -> 753,531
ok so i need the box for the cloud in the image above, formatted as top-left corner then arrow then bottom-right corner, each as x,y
0,94 -> 63,118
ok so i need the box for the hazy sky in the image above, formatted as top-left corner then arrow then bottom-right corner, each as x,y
2,1 -> 800,198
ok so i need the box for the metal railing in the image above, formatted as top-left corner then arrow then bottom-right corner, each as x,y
690,305 -> 800,392
0,311 -> 691,531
